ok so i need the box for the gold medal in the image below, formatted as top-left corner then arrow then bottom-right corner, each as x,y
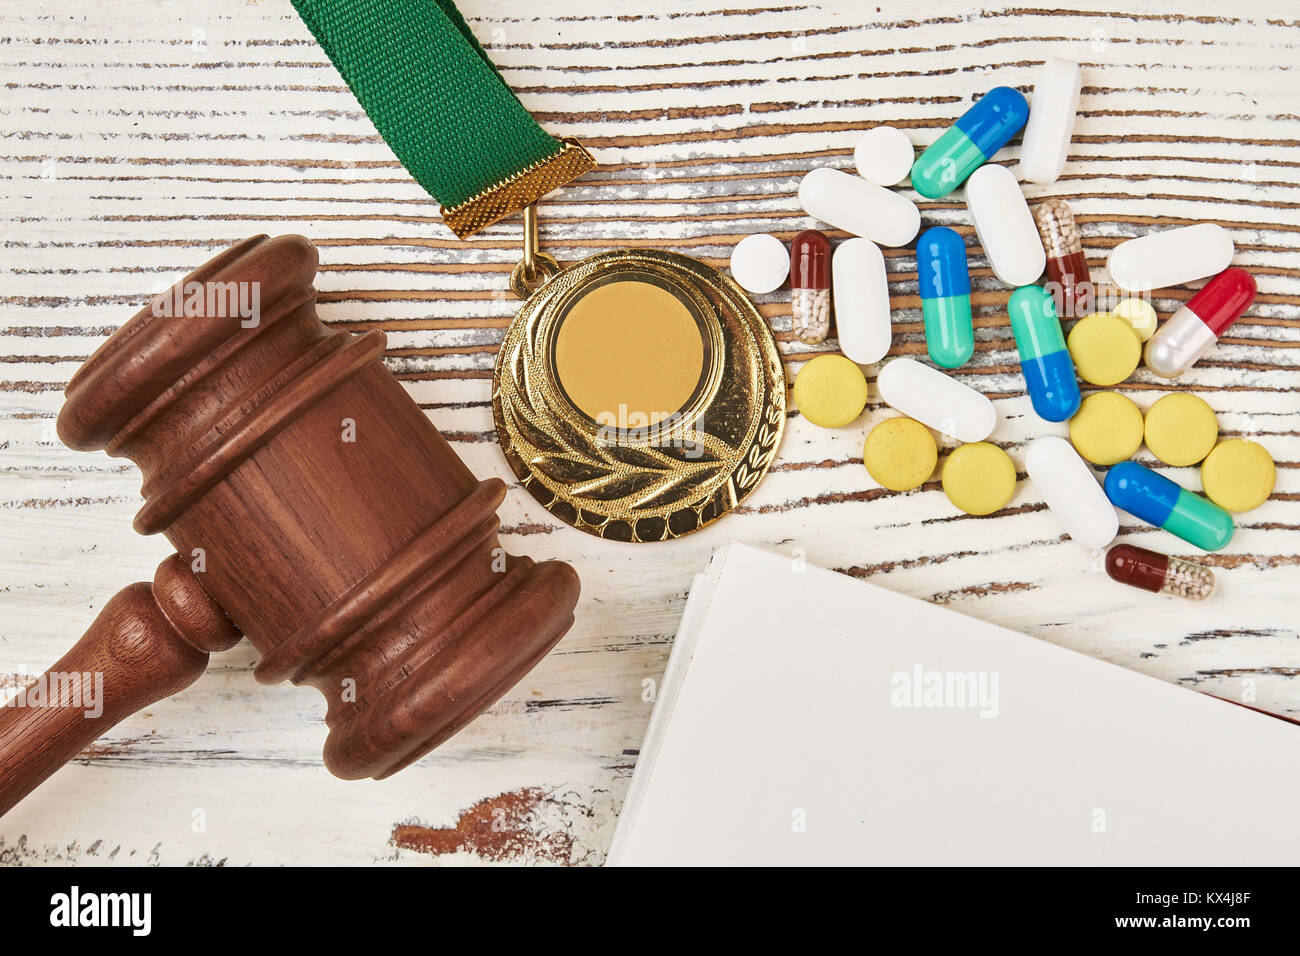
291,2 -> 787,542
441,144 -> 786,542
492,207 -> 785,542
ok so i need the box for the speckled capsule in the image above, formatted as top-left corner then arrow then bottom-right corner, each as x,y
790,229 -> 832,344
1034,199 -> 1092,318
1105,543 -> 1215,600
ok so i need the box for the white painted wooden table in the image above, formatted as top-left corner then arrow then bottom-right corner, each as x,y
1,0 -> 1296,865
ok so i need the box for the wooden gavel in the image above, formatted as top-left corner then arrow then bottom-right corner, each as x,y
0,234 -> 580,817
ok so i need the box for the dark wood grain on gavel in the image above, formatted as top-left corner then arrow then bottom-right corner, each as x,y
0,235 -> 580,816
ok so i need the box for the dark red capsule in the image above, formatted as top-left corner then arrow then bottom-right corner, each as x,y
790,229 -> 831,290
1105,544 -> 1169,593
1105,544 -> 1215,600
790,229 -> 832,344
1034,199 -> 1093,318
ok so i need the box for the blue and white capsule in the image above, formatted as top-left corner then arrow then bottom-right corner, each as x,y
911,87 -> 1030,199
1007,284 -> 1080,422
1104,461 -> 1234,552
917,227 -> 974,369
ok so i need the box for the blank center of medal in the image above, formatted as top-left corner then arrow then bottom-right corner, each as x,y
555,279 -> 704,426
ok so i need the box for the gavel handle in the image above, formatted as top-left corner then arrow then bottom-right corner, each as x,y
0,555 -> 238,817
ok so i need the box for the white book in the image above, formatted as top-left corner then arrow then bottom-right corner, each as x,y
608,543 -> 1300,866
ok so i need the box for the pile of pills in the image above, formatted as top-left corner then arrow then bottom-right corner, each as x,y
728,54 -> 1278,603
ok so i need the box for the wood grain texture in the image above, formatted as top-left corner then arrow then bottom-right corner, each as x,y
1,0 -> 1297,865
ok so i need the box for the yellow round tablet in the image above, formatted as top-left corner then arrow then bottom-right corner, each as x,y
1111,298 -> 1159,341
941,442 -> 1017,516
1201,439 -> 1275,512
1068,391 -> 1144,466
1144,392 -> 1218,466
792,354 -> 868,428
1066,312 -> 1142,387
863,417 -> 938,491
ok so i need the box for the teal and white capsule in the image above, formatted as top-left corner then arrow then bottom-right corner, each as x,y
1104,461 -> 1234,552
917,226 -> 973,368
911,87 -> 1029,199
1006,284 -> 1080,422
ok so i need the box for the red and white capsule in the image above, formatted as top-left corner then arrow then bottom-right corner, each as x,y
1144,267 -> 1256,378
1105,544 -> 1215,601
790,229 -> 832,344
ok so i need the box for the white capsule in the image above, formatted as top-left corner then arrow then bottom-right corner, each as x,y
831,238 -> 892,364
965,164 -> 1046,287
1018,57 -> 1082,185
1025,436 -> 1119,550
1106,223 -> 1234,293
853,126 -> 915,187
799,167 -> 921,248
729,233 -> 789,294
876,357 -> 997,443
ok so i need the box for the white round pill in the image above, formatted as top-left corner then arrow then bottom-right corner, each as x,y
853,126 -> 914,187
729,233 -> 789,294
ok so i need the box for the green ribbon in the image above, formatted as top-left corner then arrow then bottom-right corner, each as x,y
293,0 -> 565,209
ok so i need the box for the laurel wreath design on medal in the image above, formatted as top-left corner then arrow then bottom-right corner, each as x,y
493,249 -> 785,542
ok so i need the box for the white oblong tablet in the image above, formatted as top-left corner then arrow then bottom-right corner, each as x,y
876,357 -> 996,443
799,167 -> 921,248
854,126 -> 914,187
729,233 -> 789,294
965,164 -> 1046,287
1106,223 -> 1235,293
1019,57 -> 1082,185
832,238 -> 892,364
1025,435 -> 1118,550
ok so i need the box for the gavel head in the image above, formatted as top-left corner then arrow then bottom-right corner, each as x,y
56,235 -> 580,779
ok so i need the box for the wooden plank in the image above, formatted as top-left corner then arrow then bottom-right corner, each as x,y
0,0 -> 1297,865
